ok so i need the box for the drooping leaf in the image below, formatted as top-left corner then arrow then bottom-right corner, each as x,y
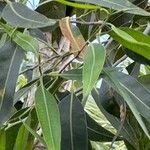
35,78 -> 61,150
83,43 -> 105,100
59,94 -> 88,150
103,68 -> 150,139
92,87 -> 139,148
59,17 -> 86,57
74,0 -> 150,16
2,2 -> 56,28
0,40 -> 24,125
111,26 -> 150,61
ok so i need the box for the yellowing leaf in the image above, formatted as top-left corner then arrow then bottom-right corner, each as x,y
59,17 -> 86,57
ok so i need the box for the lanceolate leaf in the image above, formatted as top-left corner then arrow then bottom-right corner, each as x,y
2,2 -> 56,28
74,0 -> 150,16
35,78 -> 61,150
103,68 -> 150,139
0,40 -> 24,125
59,94 -> 88,150
111,26 -> 150,60
83,43 -> 105,100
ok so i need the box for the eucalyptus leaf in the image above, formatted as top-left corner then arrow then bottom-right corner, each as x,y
103,68 -> 150,139
0,129 -> 5,150
83,43 -> 105,100
92,87 -> 139,148
15,117 -> 30,150
35,78 -> 61,150
75,0 -> 150,16
59,94 -> 88,150
0,40 -> 24,125
111,26 -> 150,60
2,2 -> 56,28
60,69 -> 82,80
0,23 -> 39,53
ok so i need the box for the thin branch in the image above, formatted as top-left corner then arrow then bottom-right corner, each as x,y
70,20 -> 105,25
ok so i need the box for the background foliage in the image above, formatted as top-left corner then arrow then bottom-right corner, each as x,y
0,0 -> 150,149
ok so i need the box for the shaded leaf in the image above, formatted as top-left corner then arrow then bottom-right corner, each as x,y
0,40 -> 24,125
0,129 -> 5,150
35,78 -> 61,150
5,122 -> 22,150
36,1 -> 66,19
0,2 -> 6,19
86,113 -> 117,142
92,87 -> 139,148
103,68 -> 150,139
59,94 -> 88,150
2,2 -> 56,28
83,43 -> 105,99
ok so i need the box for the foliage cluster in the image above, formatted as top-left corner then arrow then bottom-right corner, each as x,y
0,0 -> 150,149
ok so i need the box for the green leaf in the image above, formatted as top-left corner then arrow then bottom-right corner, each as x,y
60,69 -> 82,80
74,0 -> 150,16
0,23 -> 39,53
2,2 -> 56,28
15,117 -> 30,150
83,43 -> 105,99
59,94 -> 88,150
103,68 -> 150,139
5,122 -> 23,150
92,87 -> 139,148
111,26 -> 150,61
0,40 -> 24,125
35,78 -> 61,150
0,129 -> 6,150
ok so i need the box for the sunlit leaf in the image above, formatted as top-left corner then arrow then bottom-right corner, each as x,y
35,78 -> 61,150
83,43 -> 105,100
111,26 -> 150,60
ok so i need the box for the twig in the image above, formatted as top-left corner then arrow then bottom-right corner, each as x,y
113,55 -> 128,67
70,20 -> 105,25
